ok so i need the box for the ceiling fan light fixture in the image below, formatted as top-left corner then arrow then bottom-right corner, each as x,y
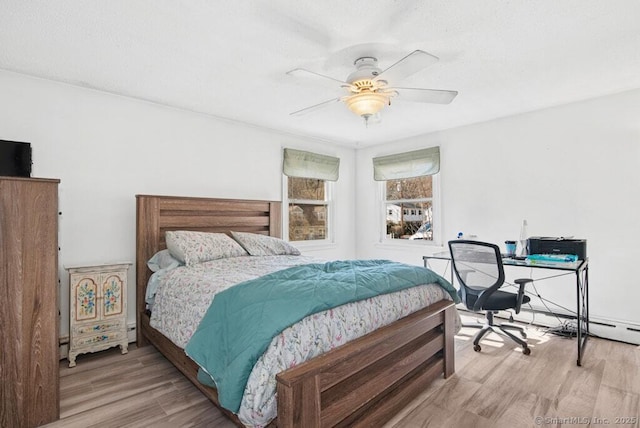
344,91 -> 388,119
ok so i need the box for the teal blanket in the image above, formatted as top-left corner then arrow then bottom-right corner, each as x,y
184,259 -> 458,412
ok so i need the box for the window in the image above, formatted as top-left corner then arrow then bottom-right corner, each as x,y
287,177 -> 329,242
373,147 -> 440,243
384,176 -> 433,241
283,148 -> 339,243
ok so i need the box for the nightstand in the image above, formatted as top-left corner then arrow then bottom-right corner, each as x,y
66,262 -> 131,367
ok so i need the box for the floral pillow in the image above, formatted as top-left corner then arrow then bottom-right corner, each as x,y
165,231 -> 248,266
230,231 -> 301,256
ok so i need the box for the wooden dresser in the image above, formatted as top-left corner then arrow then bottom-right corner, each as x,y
0,177 -> 60,427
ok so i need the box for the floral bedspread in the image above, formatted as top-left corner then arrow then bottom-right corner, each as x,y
149,255 -> 460,427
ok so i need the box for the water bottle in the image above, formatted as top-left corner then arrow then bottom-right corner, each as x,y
517,220 -> 528,256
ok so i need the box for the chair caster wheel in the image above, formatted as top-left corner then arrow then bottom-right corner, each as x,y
522,347 -> 531,355
473,344 -> 481,352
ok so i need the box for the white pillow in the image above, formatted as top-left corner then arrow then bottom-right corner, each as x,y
230,231 -> 301,256
165,231 -> 248,266
147,249 -> 182,272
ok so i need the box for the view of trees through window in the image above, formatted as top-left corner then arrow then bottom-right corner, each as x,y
288,177 -> 327,241
385,175 -> 433,240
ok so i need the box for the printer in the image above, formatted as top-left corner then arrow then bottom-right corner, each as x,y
527,237 -> 587,260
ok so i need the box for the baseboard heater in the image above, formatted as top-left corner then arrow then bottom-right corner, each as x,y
456,306 -> 640,345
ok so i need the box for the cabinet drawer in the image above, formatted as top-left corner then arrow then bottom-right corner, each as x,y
71,329 -> 126,348
73,319 -> 125,336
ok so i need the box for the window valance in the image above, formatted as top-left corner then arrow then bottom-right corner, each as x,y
283,148 -> 340,181
373,147 -> 440,181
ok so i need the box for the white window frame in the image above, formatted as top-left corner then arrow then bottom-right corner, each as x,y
283,175 -> 335,248
379,173 -> 441,247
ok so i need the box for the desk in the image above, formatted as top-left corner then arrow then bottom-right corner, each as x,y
423,252 -> 590,366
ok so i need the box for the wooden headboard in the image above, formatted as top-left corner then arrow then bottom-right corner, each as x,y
135,194 -> 282,344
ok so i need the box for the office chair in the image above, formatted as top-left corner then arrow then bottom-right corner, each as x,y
448,240 -> 532,355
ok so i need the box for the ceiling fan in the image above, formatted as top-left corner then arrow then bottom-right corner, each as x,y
287,50 -> 458,125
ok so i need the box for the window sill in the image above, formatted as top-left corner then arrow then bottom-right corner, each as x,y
374,239 -> 445,254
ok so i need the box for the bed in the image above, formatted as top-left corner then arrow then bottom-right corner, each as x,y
136,194 -> 458,427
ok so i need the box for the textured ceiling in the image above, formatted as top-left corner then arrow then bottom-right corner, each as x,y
1,1 -> 639,147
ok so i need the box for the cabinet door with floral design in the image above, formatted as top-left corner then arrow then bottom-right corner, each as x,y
102,274 -> 124,317
75,277 -> 98,321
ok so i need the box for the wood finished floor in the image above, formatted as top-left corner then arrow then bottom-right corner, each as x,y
42,315 -> 640,428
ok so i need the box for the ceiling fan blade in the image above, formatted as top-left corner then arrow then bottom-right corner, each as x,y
393,87 -> 458,104
287,68 -> 349,86
373,50 -> 439,83
290,98 -> 341,117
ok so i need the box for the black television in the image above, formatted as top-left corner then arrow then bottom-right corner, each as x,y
0,140 -> 32,177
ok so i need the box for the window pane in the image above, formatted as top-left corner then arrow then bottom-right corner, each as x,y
288,204 -> 327,241
386,176 -> 432,201
386,201 -> 432,240
288,177 -> 325,200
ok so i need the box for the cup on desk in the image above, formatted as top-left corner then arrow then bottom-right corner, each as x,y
504,240 -> 517,257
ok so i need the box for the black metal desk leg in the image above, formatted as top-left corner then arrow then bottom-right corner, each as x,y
576,269 -> 582,366
576,265 -> 589,366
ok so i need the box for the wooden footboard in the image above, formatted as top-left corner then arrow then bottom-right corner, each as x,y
276,300 -> 455,428
140,299 -> 455,428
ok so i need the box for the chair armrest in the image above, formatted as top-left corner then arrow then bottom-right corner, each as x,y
514,278 -> 533,314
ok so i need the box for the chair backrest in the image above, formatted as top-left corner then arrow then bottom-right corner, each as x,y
448,240 -> 505,311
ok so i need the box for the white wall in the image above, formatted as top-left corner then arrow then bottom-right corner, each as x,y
0,70 -> 356,340
356,89 -> 640,342
3,68 -> 640,344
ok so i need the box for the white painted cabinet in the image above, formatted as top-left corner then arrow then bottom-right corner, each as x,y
66,262 -> 131,367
